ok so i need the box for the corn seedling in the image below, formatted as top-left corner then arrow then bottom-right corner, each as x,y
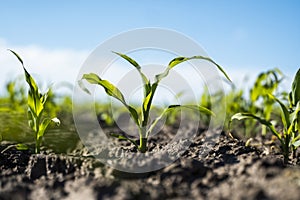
80,52 -> 231,153
249,68 -> 284,136
9,50 -> 60,153
230,68 -> 300,163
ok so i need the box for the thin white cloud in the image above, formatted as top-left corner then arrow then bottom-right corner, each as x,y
0,38 -> 89,95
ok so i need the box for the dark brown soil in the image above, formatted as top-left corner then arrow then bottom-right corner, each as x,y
1,126 -> 300,200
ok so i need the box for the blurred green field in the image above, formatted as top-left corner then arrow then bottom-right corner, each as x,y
0,67 -> 295,156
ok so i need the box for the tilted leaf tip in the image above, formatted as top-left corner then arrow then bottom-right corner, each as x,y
8,49 -> 24,66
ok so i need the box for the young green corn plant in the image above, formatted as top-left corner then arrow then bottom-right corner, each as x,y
249,68 -> 284,136
230,68 -> 300,163
9,50 -> 60,154
80,52 -> 231,153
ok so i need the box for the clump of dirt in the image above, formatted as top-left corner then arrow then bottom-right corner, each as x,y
1,126 -> 300,200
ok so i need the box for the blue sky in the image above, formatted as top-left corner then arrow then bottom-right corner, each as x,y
0,0 -> 299,94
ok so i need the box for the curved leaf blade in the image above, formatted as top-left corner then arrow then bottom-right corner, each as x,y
82,73 -> 140,126
78,79 -> 91,94
268,94 -> 291,128
113,51 -> 140,70
147,104 -> 214,137
291,101 -> 300,132
38,117 -> 60,139
168,104 -> 215,117
8,49 -> 24,65
128,106 -> 140,126
82,73 -> 127,105
230,113 -> 281,140
290,68 -> 300,107
191,56 -> 231,82
9,49 -> 44,117
113,51 -> 151,95
156,55 -> 231,84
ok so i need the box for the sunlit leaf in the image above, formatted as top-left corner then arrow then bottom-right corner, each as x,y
113,51 -> 140,70
78,79 -> 91,94
293,140 -> 300,148
147,104 -> 214,137
290,68 -> 300,107
82,73 -> 127,105
143,90 -> 152,112
37,117 -> 60,139
113,51 -> 151,95
9,50 -> 60,154
291,101 -> 300,132
82,73 -> 140,126
268,94 -> 291,129
155,55 -> 231,84
27,110 -> 35,130
9,49 -> 43,117
250,68 -> 283,102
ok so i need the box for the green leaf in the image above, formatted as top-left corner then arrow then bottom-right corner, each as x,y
268,94 -> 291,129
40,92 -> 49,104
168,104 -> 215,117
230,113 -> 281,140
290,68 -> 300,107
37,117 -> 60,139
28,89 -> 44,118
250,68 -> 283,102
78,79 -> 91,94
8,49 -> 39,94
293,140 -> 300,148
168,57 -> 190,68
155,55 -> 231,84
147,104 -> 214,137
27,110 -> 35,130
128,106 -> 140,126
291,101 -> 300,132
0,144 -> 29,154
113,51 -> 151,96
113,51 -> 141,70
143,90 -> 152,112
141,83 -> 158,126
82,73 -> 101,84
82,73 -> 140,126
16,144 -> 29,151
9,49 -> 44,117
82,73 -> 127,105
8,49 -> 24,65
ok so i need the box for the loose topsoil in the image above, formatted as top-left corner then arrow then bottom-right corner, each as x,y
1,123 -> 300,200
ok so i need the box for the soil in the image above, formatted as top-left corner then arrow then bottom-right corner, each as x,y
1,124 -> 300,200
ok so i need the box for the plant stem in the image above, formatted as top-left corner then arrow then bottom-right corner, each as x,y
283,148 -> 289,164
35,138 -> 41,154
138,127 -> 147,153
35,117 -> 40,154
283,134 -> 291,164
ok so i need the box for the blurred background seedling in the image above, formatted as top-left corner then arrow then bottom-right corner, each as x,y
230,68 -> 300,163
